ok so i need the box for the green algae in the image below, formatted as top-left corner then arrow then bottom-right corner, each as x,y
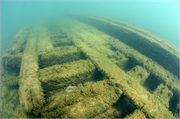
38,59 -> 97,94
1,15 -> 179,118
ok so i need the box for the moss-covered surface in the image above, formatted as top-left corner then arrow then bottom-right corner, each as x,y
125,109 -> 146,118
50,34 -> 74,47
1,16 -> 179,118
39,79 -> 122,118
93,107 -> 119,118
71,14 -> 179,78
19,26 -> 45,113
1,69 -> 26,118
38,46 -> 87,69
127,65 -> 150,85
39,59 -> 96,93
1,84 -> 24,118
6,28 -> 29,55
153,83 -> 173,108
1,53 -> 22,72
3,77 -> 19,89
36,24 -> 54,53
71,40 -> 174,118
54,19 -> 177,118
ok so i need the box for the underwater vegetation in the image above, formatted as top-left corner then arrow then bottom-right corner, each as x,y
1,15 -> 179,118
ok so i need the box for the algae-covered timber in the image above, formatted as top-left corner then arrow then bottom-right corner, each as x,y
39,59 -> 97,94
71,14 -> 179,78
1,15 -> 179,118
19,26 -> 45,113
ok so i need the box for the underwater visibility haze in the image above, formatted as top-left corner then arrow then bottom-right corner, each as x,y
0,0 -> 180,118
1,0 -> 179,54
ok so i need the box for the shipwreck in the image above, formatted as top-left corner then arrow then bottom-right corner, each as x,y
1,15 -> 179,118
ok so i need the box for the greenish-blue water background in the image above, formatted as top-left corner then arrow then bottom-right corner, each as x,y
0,1 -> 179,118
1,0 -> 179,56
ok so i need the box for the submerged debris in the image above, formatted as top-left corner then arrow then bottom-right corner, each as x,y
1,15 -> 179,118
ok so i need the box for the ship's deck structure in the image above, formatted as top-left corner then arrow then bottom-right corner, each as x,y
1,15 -> 179,118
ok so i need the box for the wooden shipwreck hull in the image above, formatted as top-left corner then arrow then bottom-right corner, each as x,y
1,15 -> 179,118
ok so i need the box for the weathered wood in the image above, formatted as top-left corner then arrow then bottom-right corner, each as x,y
1,15 -> 179,118
19,26 -> 45,113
